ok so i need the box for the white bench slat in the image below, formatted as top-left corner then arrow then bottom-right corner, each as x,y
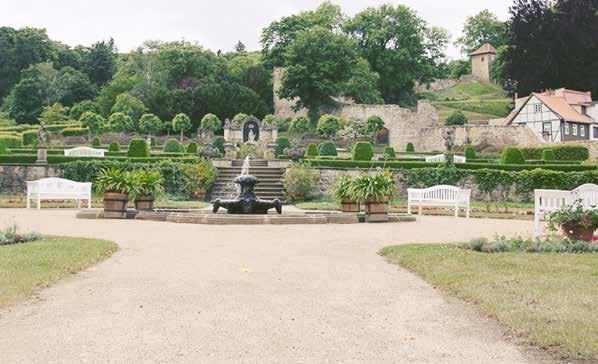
64,147 -> 106,157
408,185 -> 471,218
26,177 -> 92,210
424,154 -> 466,164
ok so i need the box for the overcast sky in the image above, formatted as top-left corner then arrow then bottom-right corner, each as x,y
1,0 -> 511,59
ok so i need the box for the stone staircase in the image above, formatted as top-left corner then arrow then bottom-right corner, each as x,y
211,160 -> 286,203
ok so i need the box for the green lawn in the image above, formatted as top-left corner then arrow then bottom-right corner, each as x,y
380,244 -> 598,360
0,236 -> 117,307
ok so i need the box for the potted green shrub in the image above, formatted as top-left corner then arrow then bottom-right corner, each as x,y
333,175 -> 359,213
349,171 -> 395,223
133,170 -> 164,211
95,168 -> 138,219
548,200 -> 598,241
181,159 -> 218,201
283,163 -> 319,201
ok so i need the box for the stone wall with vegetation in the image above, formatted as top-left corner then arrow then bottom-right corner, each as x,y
0,165 -> 62,194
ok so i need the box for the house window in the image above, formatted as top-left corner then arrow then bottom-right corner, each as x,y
594,127 -> 598,139
565,123 -> 570,135
534,104 -> 542,113
581,105 -> 587,115
481,57 -> 485,62
580,125 -> 586,137
572,124 -> 578,136
543,122 -> 552,134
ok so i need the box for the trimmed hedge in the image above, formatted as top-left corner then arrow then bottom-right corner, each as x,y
0,135 -> 22,148
303,158 -> 597,172
186,142 -> 198,154
92,137 -> 101,147
61,127 -> 89,137
22,130 -> 39,146
127,139 -> 150,158
501,147 -> 525,164
163,138 -> 185,153
542,149 -> 555,161
108,141 -> 121,152
464,145 -> 476,160
383,146 -> 396,158
0,154 -> 200,165
406,143 -> 414,152
0,139 -> 9,155
521,145 -> 589,161
275,137 -> 291,156
318,141 -> 337,156
306,143 -> 318,157
353,141 -> 374,161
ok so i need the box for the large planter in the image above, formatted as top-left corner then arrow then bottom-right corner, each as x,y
562,224 -> 595,241
363,196 -> 390,223
191,189 -> 206,201
134,195 -> 154,211
103,192 -> 129,219
340,199 -> 360,213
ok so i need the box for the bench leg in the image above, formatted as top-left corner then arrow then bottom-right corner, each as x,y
77,199 -> 81,209
418,206 -> 422,216
454,204 -> 458,217
88,197 -> 91,209
466,204 -> 470,218
37,196 -> 41,210
26,196 -> 30,209
407,202 -> 411,215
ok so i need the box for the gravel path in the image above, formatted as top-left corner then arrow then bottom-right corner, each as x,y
0,210 -> 550,363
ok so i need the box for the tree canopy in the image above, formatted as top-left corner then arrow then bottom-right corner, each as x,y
456,10 -> 508,54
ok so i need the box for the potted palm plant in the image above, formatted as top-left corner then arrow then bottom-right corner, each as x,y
548,200 -> 598,241
348,171 -> 395,223
134,170 -> 164,211
181,159 -> 218,201
95,168 -> 138,219
333,175 -> 359,213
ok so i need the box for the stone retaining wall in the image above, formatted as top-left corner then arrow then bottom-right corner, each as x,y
0,165 -> 62,194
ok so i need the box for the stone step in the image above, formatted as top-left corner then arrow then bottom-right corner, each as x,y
231,159 -> 269,167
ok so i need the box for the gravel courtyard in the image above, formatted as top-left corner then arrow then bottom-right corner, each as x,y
0,210 -> 550,363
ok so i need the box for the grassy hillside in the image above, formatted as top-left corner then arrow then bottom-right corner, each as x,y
419,82 -> 513,124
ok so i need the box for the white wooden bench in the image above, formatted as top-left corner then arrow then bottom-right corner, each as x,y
26,177 -> 92,209
408,185 -> 471,218
534,183 -> 598,236
64,147 -> 106,157
425,154 -> 466,164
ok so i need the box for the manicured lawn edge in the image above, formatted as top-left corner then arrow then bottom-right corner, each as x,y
379,244 -> 598,361
0,236 -> 118,308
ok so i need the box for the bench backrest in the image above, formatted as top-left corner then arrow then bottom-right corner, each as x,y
27,177 -> 91,194
571,183 -> 598,208
408,185 -> 470,202
64,147 -> 105,157
534,189 -> 573,215
424,154 -> 466,164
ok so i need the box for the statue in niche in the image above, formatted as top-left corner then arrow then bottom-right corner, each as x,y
243,120 -> 259,143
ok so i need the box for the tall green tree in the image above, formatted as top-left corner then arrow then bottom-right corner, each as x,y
80,39 -> 117,86
456,10 -> 508,54
111,92 -> 147,127
344,5 -> 432,104
139,113 -> 162,137
260,2 -> 344,67
79,111 -> 104,139
108,112 -> 134,132
279,28 -> 358,120
172,113 -> 192,142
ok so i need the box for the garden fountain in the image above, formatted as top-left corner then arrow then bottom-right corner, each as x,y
211,157 -> 282,214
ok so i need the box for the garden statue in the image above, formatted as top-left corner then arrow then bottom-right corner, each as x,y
37,122 -> 47,147
35,122 -> 48,165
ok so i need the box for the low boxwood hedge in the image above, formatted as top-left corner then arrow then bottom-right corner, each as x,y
521,145 -> 589,161
0,135 -> 22,148
61,127 -> 89,137
0,154 -> 200,165
352,141 -> 373,161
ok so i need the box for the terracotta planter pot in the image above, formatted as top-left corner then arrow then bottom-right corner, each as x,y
363,196 -> 390,223
562,224 -> 595,241
340,199 -> 360,213
134,195 -> 154,211
103,192 -> 129,219
191,190 -> 206,201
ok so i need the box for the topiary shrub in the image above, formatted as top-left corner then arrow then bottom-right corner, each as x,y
501,147 -> 525,164
318,141 -> 337,156
108,141 -> 120,152
306,143 -> 318,157
163,138 -> 185,153
212,136 -> 225,155
542,149 -> 556,161
186,142 -> 198,154
406,143 -> 414,152
445,110 -> 468,126
275,137 -> 291,156
0,139 -> 10,155
127,139 -> 150,158
92,137 -> 101,147
352,141 -> 374,161
464,145 -> 476,160
22,130 -> 39,146
383,146 -> 396,158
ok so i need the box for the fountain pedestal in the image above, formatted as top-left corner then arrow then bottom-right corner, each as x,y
212,175 -> 282,215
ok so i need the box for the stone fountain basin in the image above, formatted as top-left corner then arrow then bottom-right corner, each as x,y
76,209 -> 416,225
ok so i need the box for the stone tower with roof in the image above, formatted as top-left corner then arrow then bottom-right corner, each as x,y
469,43 -> 496,83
